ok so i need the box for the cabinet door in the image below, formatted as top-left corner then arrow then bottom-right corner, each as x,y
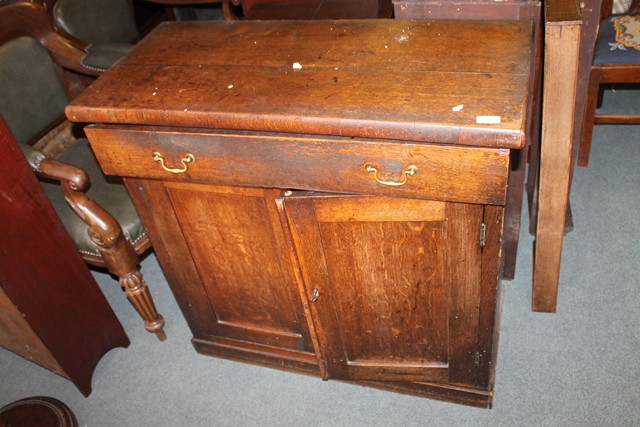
284,193 -> 496,385
125,180 -> 318,371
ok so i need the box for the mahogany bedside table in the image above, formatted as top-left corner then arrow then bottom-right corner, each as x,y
67,19 -> 532,407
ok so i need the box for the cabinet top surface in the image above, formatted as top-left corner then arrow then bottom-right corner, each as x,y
67,19 -> 532,148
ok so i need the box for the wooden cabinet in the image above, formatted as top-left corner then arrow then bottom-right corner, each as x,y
67,19 -> 533,407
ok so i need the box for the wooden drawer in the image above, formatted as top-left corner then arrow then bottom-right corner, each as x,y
86,125 -> 510,205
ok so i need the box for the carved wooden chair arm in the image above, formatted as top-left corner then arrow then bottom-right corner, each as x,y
37,157 -> 124,251
37,157 -> 87,191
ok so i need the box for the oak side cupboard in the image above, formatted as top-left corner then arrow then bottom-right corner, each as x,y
67,19 -> 533,407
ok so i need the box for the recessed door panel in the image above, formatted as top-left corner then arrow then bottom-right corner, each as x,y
319,220 -> 448,365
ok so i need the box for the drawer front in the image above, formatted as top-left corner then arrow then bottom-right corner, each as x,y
85,126 -> 510,205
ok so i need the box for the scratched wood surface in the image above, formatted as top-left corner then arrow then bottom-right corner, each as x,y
67,19 -> 531,148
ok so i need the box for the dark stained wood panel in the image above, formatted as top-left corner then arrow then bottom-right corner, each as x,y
546,0 -> 581,23
67,20 -> 532,148
477,205 -> 505,388
226,0 -> 393,19
0,116 -> 129,396
394,0 -> 540,21
444,202 -> 484,386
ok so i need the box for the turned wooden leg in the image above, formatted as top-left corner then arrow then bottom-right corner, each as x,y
118,267 -> 166,341
85,212 -> 166,341
95,232 -> 166,340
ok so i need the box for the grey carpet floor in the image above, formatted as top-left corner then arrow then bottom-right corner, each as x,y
1,88 -> 638,426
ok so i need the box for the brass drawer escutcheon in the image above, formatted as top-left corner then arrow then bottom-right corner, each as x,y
365,164 -> 419,187
152,152 -> 195,174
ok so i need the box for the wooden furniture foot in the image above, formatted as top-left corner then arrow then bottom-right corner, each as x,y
120,269 -> 166,341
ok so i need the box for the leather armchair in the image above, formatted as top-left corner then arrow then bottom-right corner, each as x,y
0,0 -> 101,77
0,1 -> 165,340
36,0 -> 139,72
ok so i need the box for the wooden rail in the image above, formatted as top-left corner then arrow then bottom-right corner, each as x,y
533,0 -> 582,312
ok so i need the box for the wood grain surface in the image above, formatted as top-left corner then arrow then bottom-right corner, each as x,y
85,126 -> 510,205
67,19 -> 531,148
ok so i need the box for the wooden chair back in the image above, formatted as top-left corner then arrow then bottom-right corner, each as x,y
0,0 -> 89,73
223,0 -> 393,20
577,0 -> 640,166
